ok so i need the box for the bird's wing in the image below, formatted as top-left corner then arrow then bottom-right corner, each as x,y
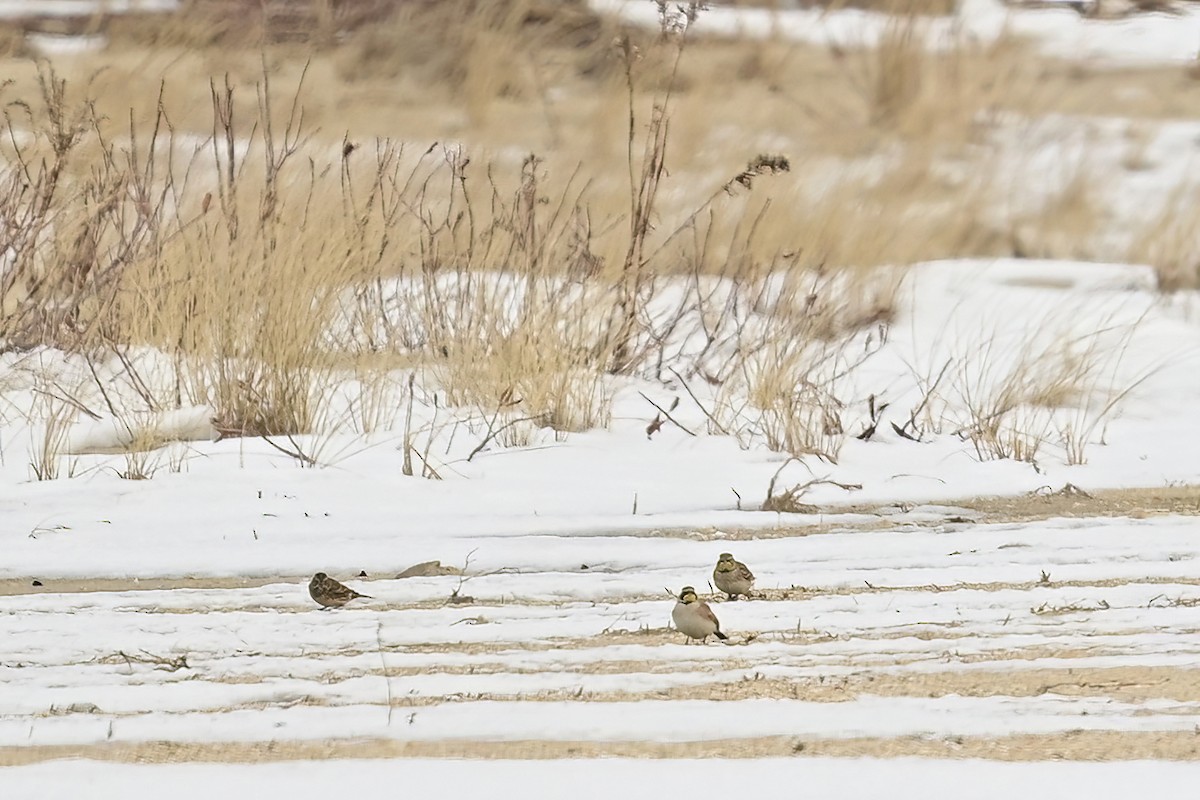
330,580 -> 357,597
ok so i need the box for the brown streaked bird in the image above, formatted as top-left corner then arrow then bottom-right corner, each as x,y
308,572 -> 371,609
713,552 -> 755,600
671,585 -> 728,644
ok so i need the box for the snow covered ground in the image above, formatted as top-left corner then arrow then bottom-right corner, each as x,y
0,258 -> 1196,579
7,757 -> 1199,798
6,254 -> 1195,773
593,0 -> 1200,66
5,512 -> 1200,757
1,260 -> 1197,763
12,757 -> 1200,800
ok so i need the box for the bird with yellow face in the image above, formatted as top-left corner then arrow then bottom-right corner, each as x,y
671,585 -> 728,643
713,552 -> 755,600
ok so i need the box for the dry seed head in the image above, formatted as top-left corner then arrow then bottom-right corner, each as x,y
729,154 -> 791,192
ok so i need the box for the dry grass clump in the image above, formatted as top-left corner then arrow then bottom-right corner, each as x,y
772,150 -> 1007,269
718,19 -> 1038,155
1127,183 -> 1200,291
0,67 -> 113,349
0,24 -> 30,59
1008,168 -> 1107,262
105,1 -> 269,50
381,171 -> 619,438
0,44 -> 904,472
100,0 -> 620,108
104,0 -> 393,50
18,0 -> 1195,154
0,18 -> 751,454
0,66 -> 371,440
854,24 -> 1035,146
436,319 -> 613,444
40,3 -> 1039,164
334,0 -> 615,91
0,0 -> 1177,480
665,263 -> 900,462
946,313 -> 1151,465
724,340 -> 855,461
0,0 -> 1024,474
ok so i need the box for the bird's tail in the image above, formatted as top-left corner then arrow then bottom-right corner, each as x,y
714,630 -> 728,640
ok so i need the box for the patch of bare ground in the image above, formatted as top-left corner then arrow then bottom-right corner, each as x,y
821,485 -> 1200,527
186,665 -> 1200,705
593,485 -> 1200,544
608,665 -> 1200,704
698,484 -> 1200,542
942,485 -> 1200,522
9,564 -> 1200,602
0,576 -> 295,597
759,574 -> 1200,600
261,630 -> 1178,664
5,729 -> 1200,765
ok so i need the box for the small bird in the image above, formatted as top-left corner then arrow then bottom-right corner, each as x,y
713,552 -> 755,600
308,572 -> 371,609
671,585 -> 728,643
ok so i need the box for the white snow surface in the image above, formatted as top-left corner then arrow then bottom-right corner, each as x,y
5,512 -> 1200,750
592,0 -> 1200,66
12,757 -> 1200,800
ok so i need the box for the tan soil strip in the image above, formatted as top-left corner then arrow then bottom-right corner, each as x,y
389,627 -> 1173,656
0,576 -> 296,597
4,729 -> 1200,766
23,661 -> 1200,720
7,572 -> 1200,604
98,665 -> 1200,713
705,486 -> 1200,542
952,486 -> 1200,522
758,576 -> 1200,600
578,664 -> 1200,704
157,638 -> 1132,671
